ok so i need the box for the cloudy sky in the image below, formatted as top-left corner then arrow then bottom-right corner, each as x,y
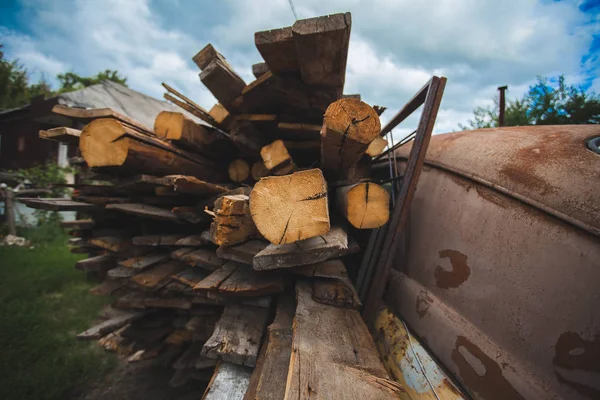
1,0 -> 598,133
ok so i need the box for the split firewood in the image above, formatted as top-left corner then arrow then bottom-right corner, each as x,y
252,62 -> 269,78
250,161 -> 269,181
366,137 -> 388,157
154,111 -> 233,158
253,227 -> 358,270
255,26 -> 299,75
79,118 -> 227,181
320,98 -> 381,179
210,194 -> 258,246
260,140 -> 296,175
201,305 -> 269,367
336,182 -> 390,229
292,13 -> 352,87
228,159 -> 250,183
249,169 -> 329,245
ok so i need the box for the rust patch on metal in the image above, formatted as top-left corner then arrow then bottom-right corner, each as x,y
475,185 -> 512,210
552,331 -> 600,398
451,336 -> 525,400
416,290 -> 434,318
435,249 -> 470,289
499,165 -> 556,195
449,173 -> 474,192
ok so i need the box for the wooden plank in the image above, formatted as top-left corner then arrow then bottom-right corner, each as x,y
52,104 -> 154,134
130,260 -> 186,290
194,262 -> 238,291
201,305 -> 269,367
75,254 -> 116,272
193,44 -> 229,70
174,232 -> 211,247
209,103 -> 234,129
289,259 -> 348,279
172,267 -> 209,288
244,292 -> 295,400
215,240 -> 269,265
168,175 -> 229,197
255,26 -> 299,75
39,127 -> 81,145
119,253 -> 170,271
292,13 -> 352,87
107,266 -> 136,279
76,310 -> 148,340
172,206 -> 211,224
90,280 -> 126,296
235,114 -> 277,122
132,234 -> 185,246
88,236 -> 132,252
143,296 -> 192,310
161,82 -> 220,127
200,58 -> 246,111
312,277 -> 361,309
171,248 -> 225,271
106,203 -> 184,223
253,227 -> 357,270
252,62 -> 269,78
284,282 -> 403,399
203,362 -> 252,400
217,264 -> 284,297
18,197 -> 98,212
276,122 -> 321,141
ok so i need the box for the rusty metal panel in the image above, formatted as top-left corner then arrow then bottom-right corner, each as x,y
384,163 -> 600,400
394,125 -> 600,236
374,307 -> 467,400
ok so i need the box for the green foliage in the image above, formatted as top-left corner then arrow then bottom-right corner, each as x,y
57,69 -> 128,93
0,43 -> 128,111
460,75 -> 600,130
0,244 -> 116,400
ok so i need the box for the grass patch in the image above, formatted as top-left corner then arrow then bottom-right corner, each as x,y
0,240 -> 116,400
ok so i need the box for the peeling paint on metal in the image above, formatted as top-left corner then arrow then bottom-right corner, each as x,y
553,332 -> 600,398
435,249 -> 470,289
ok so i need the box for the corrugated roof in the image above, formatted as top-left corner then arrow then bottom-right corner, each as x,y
57,80 -> 203,128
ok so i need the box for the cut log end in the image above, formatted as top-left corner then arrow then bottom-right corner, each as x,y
322,98 -> 381,144
337,182 -> 390,229
250,168 -> 330,245
251,161 -> 269,181
260,140 -> 296,176
366,137 -> 388,157
229,159 -> 250,182
80,119 -> 129,167
154,111 -> 185,140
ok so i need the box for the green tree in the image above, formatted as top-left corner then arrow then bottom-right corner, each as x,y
56,69 -> 127,93
460,75 -> 600,130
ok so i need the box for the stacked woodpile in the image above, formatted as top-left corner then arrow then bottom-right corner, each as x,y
25,12 -> 405,399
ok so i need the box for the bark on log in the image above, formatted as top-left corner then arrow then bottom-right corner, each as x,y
80,118 -> 227,181
336,182 -> 390,229
249,169 -> 329,245
320,99 -> 381,179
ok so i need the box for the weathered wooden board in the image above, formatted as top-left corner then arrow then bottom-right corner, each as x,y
194,262 -> 238,291
255,26 -> 299,75
143,296 -> 192,310
244,292 -> 295,400
253,227 -> 358,270
39,127 -> 82,145
312,277 -> 361,309
60,219 -> 95,229
132,234 -> 185,246
175,232 -> 211,247
107,266 -> 137,279
90,279 -> 126,296
252,62 -> 269,78
171,206 -> 211,224
19,197 -> 98,212
289,259 -> 348,279
171,248 -> 225,271
75,254 -> 116,272
119,253 -> 170,271
203,362 -> 252,400
292,13 -> 351,88
106,203 -> 184,224
172,268 -> 209,288
76,310 -> 148,340
195,262 -> 283,297
284,282 -> 403,399
130,260 -> 186,290
88,236 -> 132,252
201,305 -> 269,367
215,240 -> 269,265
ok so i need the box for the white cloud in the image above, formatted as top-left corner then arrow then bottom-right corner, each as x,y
1,0 -> 597,131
